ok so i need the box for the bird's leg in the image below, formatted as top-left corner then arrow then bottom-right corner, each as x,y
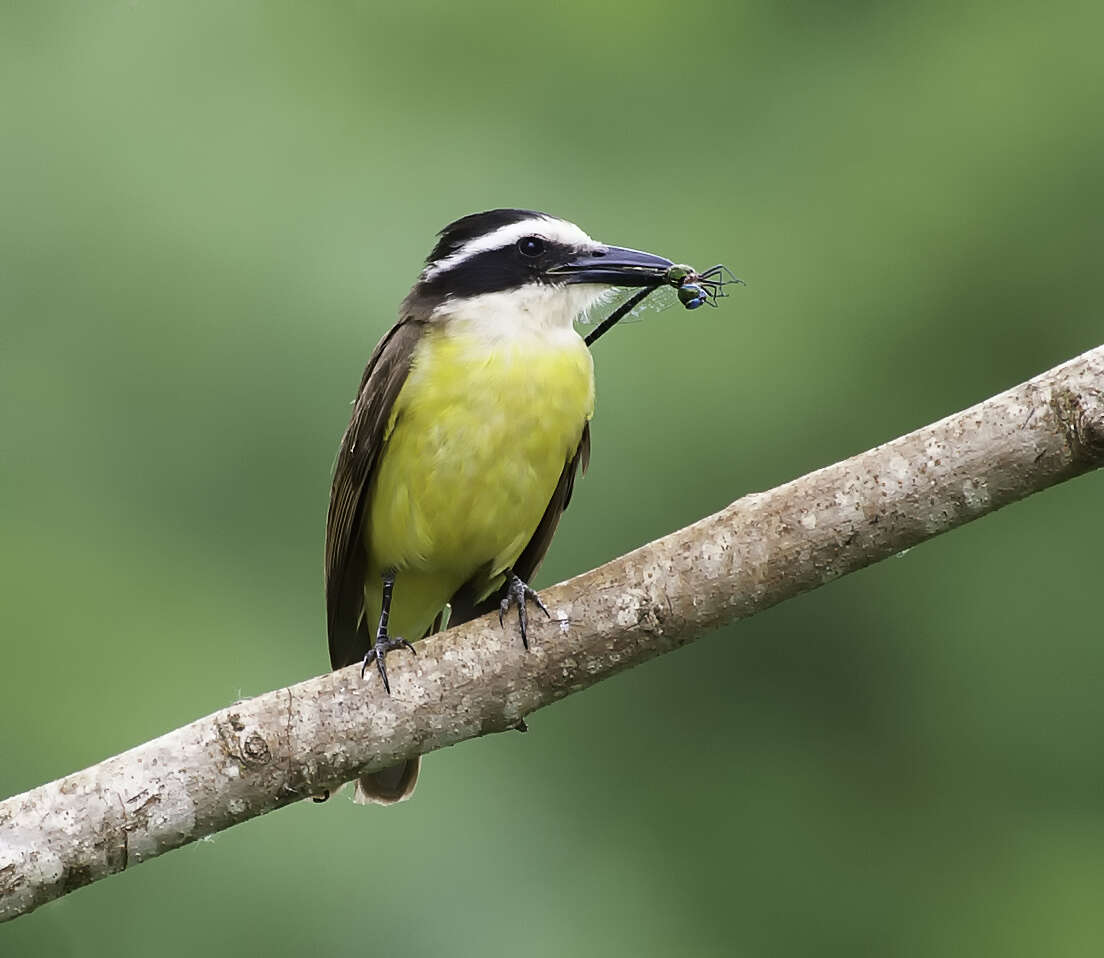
362,570 -> 416,694
499,571 -> 550,651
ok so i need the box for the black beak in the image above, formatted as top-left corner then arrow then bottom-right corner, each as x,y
548,245 -> 674,287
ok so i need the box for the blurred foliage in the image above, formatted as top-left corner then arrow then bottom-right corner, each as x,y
2,1 -> 1103,954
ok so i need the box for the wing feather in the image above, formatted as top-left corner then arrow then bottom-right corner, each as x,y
325,317 -> 424,668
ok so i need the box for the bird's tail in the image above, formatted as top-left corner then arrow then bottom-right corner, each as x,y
352,757 -> 421,805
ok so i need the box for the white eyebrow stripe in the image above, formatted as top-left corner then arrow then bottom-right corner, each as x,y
423,217 -> 599,279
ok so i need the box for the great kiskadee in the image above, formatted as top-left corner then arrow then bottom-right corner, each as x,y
325,209 -> 675,804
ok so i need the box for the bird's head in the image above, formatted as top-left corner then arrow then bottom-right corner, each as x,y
403,209 -> 674,332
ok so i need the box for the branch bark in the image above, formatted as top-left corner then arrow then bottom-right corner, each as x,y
3,345 -> 1103,922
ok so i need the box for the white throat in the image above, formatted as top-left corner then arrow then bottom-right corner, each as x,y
431,283 -> 613,340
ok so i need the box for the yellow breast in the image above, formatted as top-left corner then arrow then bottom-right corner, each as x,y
365,322 -> 594,603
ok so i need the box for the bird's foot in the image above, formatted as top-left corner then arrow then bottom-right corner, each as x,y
361,632 -> 416,694
499,572 -> 550,651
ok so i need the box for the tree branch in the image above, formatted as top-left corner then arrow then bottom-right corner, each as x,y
3,344 -> 1103,922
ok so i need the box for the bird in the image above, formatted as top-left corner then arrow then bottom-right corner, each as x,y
324,209 -> 675,804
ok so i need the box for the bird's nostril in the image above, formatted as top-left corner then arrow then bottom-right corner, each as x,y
591,248 -> 607,257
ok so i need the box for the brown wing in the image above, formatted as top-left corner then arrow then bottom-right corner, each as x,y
326,317 -> 424,669
447,422 -> 591,628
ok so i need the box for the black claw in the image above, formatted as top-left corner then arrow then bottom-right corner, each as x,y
361,634 -> 416,694
499,573 -> 550,651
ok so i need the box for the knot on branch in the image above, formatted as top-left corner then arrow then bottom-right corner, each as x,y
217,713 -> 273,768
241,732 -> 271,765
1051,386 -> 1104,466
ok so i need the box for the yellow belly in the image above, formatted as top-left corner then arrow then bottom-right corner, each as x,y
362,323 -> 594,639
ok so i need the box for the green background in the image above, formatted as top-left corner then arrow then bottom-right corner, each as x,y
3,1 -> 1102,954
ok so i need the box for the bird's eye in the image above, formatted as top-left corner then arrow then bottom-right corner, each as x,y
517,236 -> 545,257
